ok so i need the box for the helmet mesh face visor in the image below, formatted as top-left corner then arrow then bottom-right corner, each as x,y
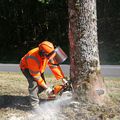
48,47 -> 67,64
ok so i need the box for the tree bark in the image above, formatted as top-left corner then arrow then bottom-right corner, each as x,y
68,0 -> 109,105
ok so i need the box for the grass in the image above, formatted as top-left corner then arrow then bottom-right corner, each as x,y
0,72 -> 120,120
0,72 -> 62,96
0,72 -> 120,102
104,77 -> 120,103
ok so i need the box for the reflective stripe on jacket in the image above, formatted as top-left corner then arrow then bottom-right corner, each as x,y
20,47 -> 64,86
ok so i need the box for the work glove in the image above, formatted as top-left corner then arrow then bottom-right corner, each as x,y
46,87 -> 56,99
62,78 -> 69,86
46,87 -> 53,96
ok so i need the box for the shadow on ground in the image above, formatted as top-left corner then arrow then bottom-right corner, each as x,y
0,95 -> 31,111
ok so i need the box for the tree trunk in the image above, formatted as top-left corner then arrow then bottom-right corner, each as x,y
68,0 -> 109,105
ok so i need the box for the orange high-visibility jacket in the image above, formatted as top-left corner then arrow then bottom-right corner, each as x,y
20,47 -> 65,86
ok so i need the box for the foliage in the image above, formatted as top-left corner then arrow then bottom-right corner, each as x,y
0,0 -> 69,63
0,0 -> 120,64
97,0 -> 120,64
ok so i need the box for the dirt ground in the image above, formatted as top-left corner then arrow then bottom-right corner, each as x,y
0,72 -> 120,120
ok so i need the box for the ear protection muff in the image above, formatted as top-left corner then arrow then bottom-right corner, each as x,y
39,50 -> 46,57
39,50 -> 55,58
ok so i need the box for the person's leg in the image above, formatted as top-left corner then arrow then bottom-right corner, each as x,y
21,69 -> 40,108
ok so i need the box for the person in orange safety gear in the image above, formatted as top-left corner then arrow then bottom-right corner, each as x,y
20,41 -> 68,109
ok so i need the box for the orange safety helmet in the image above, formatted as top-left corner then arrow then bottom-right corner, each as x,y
39,41 -> 68,64
39,41 -> 55,54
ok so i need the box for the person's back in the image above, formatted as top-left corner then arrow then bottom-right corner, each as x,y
20,47 -> 39,70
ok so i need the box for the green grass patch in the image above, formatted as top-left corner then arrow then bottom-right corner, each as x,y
104,77 -> 120,88
104,77 -> 120,103
0,72 -> 120,102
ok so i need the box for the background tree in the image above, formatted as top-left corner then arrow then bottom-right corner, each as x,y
0,0 -> 120,64
0,0 -> 68,63
68,0 -> 109,105
97,0 -> 120,64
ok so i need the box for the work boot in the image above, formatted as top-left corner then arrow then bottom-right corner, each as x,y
31,104 -> 40,114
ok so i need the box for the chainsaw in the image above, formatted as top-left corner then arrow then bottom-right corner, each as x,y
48,79 -> 74,100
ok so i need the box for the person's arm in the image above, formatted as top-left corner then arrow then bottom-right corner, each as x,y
48,59 -> 65,80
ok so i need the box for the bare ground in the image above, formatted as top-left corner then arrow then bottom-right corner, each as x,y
0,72 -> 120,120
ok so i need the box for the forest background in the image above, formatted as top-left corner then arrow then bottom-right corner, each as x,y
0,0 -> 120,65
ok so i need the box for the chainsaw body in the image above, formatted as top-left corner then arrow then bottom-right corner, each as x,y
53,85 -> 64,95
48,80 -> 73,99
